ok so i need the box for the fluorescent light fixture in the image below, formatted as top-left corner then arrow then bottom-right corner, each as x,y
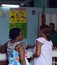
2,4 -> 19,8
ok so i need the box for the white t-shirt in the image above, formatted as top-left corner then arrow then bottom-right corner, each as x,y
33,37 -> 52,65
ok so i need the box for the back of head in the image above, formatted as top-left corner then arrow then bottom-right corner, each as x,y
40,25 -> 51,41
40,25 -> 48,30
9,28 -> 21,39
49,23 -> 55,27
49,23 -> 55,29
49,23 -> 55,33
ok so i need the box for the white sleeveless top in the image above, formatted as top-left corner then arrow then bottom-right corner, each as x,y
7,41 -> 20,54
7,41 -> 21,65
33,37 -> 53,65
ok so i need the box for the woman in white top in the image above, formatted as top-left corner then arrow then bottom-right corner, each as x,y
33,25 -> 53,65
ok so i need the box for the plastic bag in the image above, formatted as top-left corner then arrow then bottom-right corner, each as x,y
25,57 -> 30,65
30,59 -> 34,65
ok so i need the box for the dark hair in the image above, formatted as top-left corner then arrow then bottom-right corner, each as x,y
40,25 -> 51,41
49,23 -> 55,28
9,28 -> 21,39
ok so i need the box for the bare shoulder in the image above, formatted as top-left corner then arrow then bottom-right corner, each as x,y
36,40 -> 43,45
15,43 -> 24,51
17,43 -> 24,48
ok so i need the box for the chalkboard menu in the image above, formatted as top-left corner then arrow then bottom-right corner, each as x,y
49,0 -> 57,8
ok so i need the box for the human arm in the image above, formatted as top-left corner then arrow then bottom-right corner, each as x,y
33,40 -> 43,58
0,42 -> 8,53
15,43 -> 26,65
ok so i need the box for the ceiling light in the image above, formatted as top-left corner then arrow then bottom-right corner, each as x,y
1,4 -> 19,8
